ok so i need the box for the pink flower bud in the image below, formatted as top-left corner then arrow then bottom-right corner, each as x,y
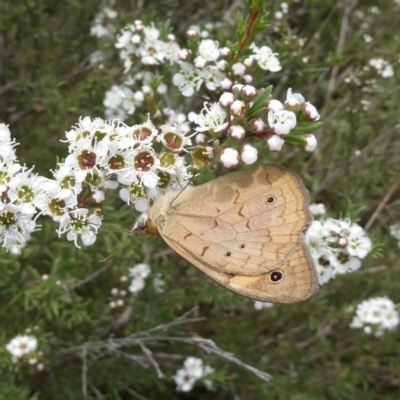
220,147 -> 239,168
304,134 -> 317,152
195,133 -> 207,145
219,92 -> 235,107
267,134 -> 285,151
249,118 -> 265,132
167,33 -> 175,42
240,144 -> 258,164
178,48 -> 190,60
232,62 -> 246,76
241,85 -> 257,99
220,78 -> 233,90
303,102 -> 320,121
228,125 -> 246,140
243,58 -> 253,67
220,47 -> 231,57
267,99 -> 284,112
194,56 -> 207,69
230,100 -> 246,117
217,60 -> 227,71
243,74 -> 253,84
186,30 -> 198,38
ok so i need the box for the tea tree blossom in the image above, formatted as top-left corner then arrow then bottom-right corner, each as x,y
268,109 -> 297,135
128,263 -> 151,294
350,297 -> 400,336
309,203 -> 326,216
173,357 -> 214,392
0,13 -> 324,252
306,216 -> 372,285
6,335 -> 38,359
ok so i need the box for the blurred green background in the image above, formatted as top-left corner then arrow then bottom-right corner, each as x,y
0,0 -> 400,399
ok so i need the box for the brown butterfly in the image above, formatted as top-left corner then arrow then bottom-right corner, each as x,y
132,164 -> 318,303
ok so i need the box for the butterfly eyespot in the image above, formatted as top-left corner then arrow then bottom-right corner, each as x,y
239,244 -> 245,249
225,251 -> 232,257
266,196 -> 276,204
269,270 -> 284,283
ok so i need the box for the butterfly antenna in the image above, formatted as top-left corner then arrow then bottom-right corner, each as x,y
170,169 -> 196,205
100,241 -> 134,262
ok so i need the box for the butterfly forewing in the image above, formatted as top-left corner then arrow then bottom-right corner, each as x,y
155,165 -> 311,275
149,164 -> 319,303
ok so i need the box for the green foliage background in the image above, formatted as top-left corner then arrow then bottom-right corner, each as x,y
1,0 -> 400,398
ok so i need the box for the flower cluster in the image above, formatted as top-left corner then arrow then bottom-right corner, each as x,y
0,124 -> 48,253
368,58 -> 394,78
6,334 -> 38,363
350,296 -> 399,336
90,2 -> 118,38
306,217 -> 372,285
104,20 -> 322,169
50,117 -> 191,247
115,20 -> 180,72
128,262 -> 151,294
173,357 -> 214,392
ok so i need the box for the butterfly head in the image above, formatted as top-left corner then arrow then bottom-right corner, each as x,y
130,213 -> 160,236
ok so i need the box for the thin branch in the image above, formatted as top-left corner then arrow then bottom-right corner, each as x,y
122,385 -> 150,400
364,179 -> 400,232
72,262 -> 113,289
138,340 -> 165,378
82,345 -> 88,397
61,308 -> 272,383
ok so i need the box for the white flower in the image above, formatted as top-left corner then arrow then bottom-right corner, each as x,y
285,88 -> 305,107
201,65 -> 225,91
173,368 -> 196,392
268,109 -> 296,135
188,102 -> 228,133
184,357 -> 204,378
128,276 -> 145,293
57,208 -> 102,248
198,39 -> 220,61
310,203 -> 326,216
389,223 -> 400,242
249,44 -> 282,72
220,147 -> 239,168
129,263 -> 151,279
173,62 -> 203,97
333,250 -> 361,274
6,335 -> 37,359
153,273 -> 166,294
240,144 -> 258,164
